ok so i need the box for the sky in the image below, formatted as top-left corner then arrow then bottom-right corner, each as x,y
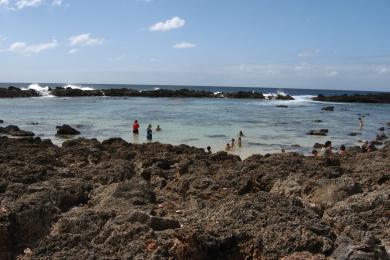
0,0 -> 390,91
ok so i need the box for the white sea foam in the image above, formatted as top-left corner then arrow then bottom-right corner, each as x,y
263,90 -> 288,99
63,84 -> 95,91
22,84 -> 54,97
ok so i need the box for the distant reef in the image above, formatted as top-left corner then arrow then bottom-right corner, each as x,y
313,93 -> 390,103
0,86 -> 295,100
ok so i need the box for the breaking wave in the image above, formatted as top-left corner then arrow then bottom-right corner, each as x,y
22,84 -> 95,97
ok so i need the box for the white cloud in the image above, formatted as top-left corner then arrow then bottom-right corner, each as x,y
327,70 -> 339,76
0,0 -> 9,6
149,16 -> 185,32
378,67 -> 390,75
15,0 -> 42,9
69,33 -> 104,46
68,48 -> 78,54
51,0 -> 61,6
8,39 -> 57,55
298,49 -> 320,58
173,41 -> 195,49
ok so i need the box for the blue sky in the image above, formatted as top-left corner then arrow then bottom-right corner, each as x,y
0,0 -> 389,91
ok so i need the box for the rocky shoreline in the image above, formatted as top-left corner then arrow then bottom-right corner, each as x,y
0,132 -> 389,259
0,86 -> 295,100
313,93 -> 390,103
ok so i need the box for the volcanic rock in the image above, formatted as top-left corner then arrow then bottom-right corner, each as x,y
56,124 -> 80,136
0,133 -> 389,259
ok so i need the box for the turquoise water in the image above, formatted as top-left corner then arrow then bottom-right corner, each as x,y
1,94 -> 389,158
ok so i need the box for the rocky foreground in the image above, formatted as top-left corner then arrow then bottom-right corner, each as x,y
313,93 -> 390,103
0,136 -> 389,259
0,86 -> 294,100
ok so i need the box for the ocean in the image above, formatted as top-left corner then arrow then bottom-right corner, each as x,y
1,83 -> 389,158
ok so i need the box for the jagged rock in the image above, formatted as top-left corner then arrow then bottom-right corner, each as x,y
56,124 -> 80,136
0,125 -> 34,137
0,132 -> 389,259
321,106 -> 334,111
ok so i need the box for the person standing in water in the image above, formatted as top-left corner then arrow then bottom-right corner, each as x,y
147,124 -> 153,140
238,137 -> 242,147
359,117 -> 364,129
231,138 -> 236,148
133,120 -> 140,134
239,131 -> 244,137
155,125 -> 161,131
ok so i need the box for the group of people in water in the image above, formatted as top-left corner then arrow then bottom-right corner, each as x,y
225,131 -> 244,151
132,120 -> 161,141
132,114 -> 382,157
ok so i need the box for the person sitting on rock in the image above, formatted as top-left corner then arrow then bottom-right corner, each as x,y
206,146 -> 212,154
147,124 -> 153,140
367,142 -> 377,153
225,143 -> 231,151
361,141 -> 369,153
339,145 -> 346,156
321,141 -> 333,159
155,125 -> 161,132
133,120 -> 139,134
312,149 -> 318,157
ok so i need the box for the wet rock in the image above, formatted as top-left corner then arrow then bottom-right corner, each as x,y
348,132 -> 361,136
56,124 -> 80,136
0,125 -> 34,137
275,94 -> 294,100
321,106 -> 334,111
307,129 -> 329,136
379,127 -> 385,131
314,120 -> 323,123
376,132 -> 388,141
276,105 -> 288,108
0,119 -> 3,124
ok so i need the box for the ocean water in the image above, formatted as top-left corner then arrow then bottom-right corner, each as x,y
1,83 -> 390,158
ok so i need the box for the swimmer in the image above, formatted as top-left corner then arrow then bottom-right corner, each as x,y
155,125 -> 161,131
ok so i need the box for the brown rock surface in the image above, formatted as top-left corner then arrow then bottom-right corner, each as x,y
0,135 -> 389,259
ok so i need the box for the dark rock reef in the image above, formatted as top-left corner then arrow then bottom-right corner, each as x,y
0,87 -> 40,98
0,87 -> 296,100
0,136 -> 389,259
313,93 -> 390,103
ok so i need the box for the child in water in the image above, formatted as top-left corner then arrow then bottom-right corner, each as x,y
238,137 -> 242,147
225,143 -> 231,151
155,125 -> 161,131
